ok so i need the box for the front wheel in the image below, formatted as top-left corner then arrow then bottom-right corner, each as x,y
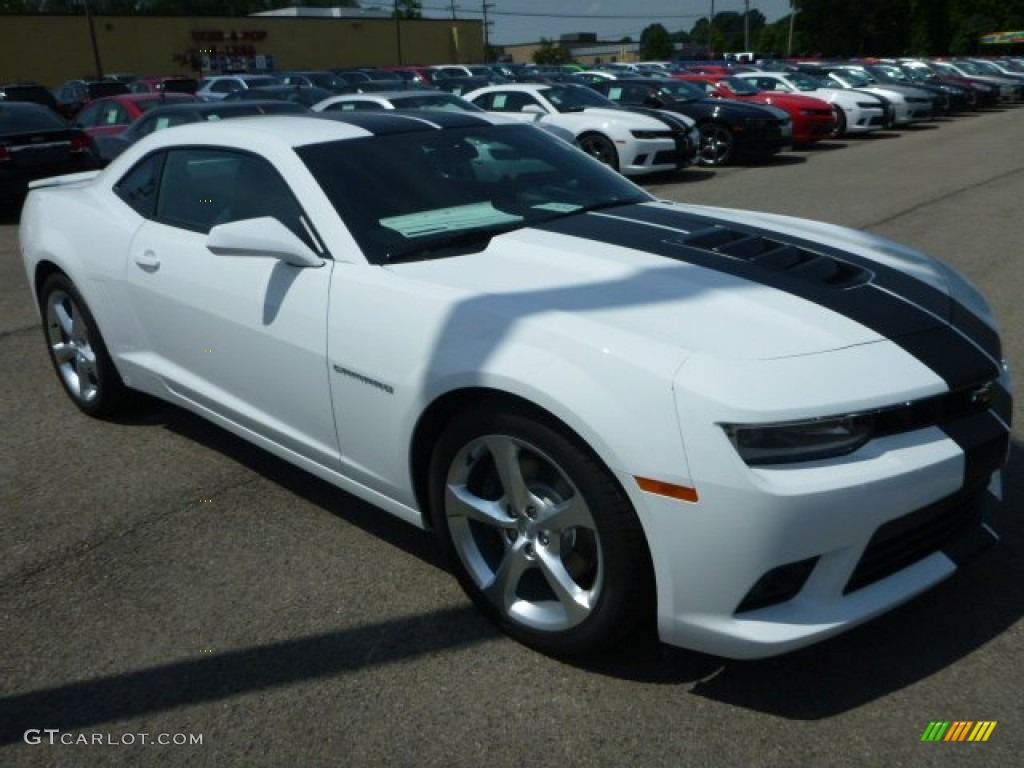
576,132 -> 619,172
40,273 -> 128,417
697,122 -> 736,166
428,406 -> 653,656
832,106 -> 848,136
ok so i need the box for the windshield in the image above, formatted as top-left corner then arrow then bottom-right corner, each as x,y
962,60 -> 998,75
786,73 -> 828,91
392,93 -> 483,111
718,77 -> 761,95
0,103 -> 67,132
868,65 -> 907,82
650,81 -> 704,100
543,84 -> 619,112
836,69 -> 872,87
930,62 -> 960,77
297,123 -> 651,264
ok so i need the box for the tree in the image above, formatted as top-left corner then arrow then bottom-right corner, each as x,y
393,0 -> 422,20
639,23 -> 673,60
533,38 -> 571,65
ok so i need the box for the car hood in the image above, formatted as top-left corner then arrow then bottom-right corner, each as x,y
386,202 -> 988,363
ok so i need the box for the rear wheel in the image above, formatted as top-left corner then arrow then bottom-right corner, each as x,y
429,406 -> 652,655
40,273 -> 128,417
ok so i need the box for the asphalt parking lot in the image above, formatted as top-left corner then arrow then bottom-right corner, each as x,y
1,109 -> 1022,768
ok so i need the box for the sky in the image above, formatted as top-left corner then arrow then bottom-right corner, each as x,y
416,1 -> 796,46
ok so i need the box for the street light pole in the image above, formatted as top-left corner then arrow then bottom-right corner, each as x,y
84,0 -> 104,80
393,0 -> 404,64
744,0 -> 750,52
708,0 -> 715,58
787,0 -> 796,56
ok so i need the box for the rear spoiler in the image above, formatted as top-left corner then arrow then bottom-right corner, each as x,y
28,170 -> 102,190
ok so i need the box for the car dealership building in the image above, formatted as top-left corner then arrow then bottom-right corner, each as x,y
0,11 -> 485,87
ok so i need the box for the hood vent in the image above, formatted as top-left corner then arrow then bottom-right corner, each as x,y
678,225 -> 873,289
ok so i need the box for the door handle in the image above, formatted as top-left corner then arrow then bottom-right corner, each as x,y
134,250 -> 160,270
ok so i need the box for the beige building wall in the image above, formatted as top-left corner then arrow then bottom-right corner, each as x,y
0,15 -> 485,88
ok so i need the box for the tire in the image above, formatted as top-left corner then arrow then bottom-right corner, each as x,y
575,132 -> 619,172
697,122 -> 736,166
428,405 -> 653,656
40,273 -> 128,417
832,106 -> 847,137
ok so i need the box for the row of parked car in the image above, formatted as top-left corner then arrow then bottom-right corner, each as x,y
1,57 -> 1021,204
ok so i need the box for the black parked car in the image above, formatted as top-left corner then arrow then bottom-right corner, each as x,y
0,82 -> 61,114
0,102 -> 100,204
92,100 -> 310,164
589,78 -> 793,166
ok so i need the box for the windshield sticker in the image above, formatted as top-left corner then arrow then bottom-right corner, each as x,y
532,202 -> 580,213
380,202 -> 522,238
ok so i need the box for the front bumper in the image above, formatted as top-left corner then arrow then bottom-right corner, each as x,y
628,342 -> 1012,659
736,119 -> 793,156
620,136 -> 686,176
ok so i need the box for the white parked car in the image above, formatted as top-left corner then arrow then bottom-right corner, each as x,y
196,74 -> 281,101
311,90 -> 578,145
824,69 -> 934,125
464,82 -> 690,176
736,71 -> 887,135
20,113 -> 1012,659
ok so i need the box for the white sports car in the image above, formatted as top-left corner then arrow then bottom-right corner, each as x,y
20,112 -> 1012,659
464,82 -> 694,176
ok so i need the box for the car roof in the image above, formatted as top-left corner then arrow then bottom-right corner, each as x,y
89,92 -> 197,104
133,111 -> 503,152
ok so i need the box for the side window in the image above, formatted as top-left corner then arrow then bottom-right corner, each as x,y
103,105 -> 127,125
345,101 -> 385,111
469,93 -> 495,110
113,151 -> 165,218
73,103 -> 100,128
154,148 -> 311,245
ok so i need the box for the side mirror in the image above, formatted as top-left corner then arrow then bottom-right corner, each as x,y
521,104 -> 546,114
206,217 -> 324,268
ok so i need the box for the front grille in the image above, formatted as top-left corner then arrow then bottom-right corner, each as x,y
845,486 -> 986,594
653,148 -> 687,165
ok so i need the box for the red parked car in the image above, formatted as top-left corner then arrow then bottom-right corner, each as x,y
676,74 -> 838,146
70,92 -> 200,138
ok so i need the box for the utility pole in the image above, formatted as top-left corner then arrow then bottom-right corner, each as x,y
449,1 -> 458,20
393,0 -> 404,65
787,0 -> 795,56
84,0 -> 104,79
482,2 -> 494,63
707,0 -> 715,58
744,0 -> 750,52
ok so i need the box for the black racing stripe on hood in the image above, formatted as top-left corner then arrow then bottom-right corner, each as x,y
534,210 -> 1000,390
607,203 -> 1003,363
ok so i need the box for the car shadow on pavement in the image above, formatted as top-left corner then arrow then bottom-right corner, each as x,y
579,437 -> 1024,719
0,604 -> 499,746
0,200 -> 23,224
114,396 -> 448,573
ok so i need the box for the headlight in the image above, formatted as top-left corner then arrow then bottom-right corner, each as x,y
721,415 -> 872,465
856,100 -> 879,108
631,130 -> 672,139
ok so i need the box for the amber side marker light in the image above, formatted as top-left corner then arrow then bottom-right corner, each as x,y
635,476 -> 699,503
